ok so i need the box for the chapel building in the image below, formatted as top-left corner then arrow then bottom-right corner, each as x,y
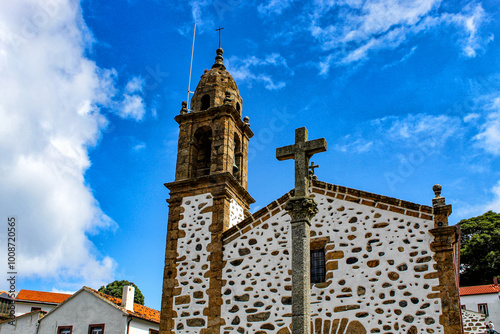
159,48 -> 462,334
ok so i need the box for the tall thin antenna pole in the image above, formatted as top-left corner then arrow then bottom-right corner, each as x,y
187,21 -> 196,111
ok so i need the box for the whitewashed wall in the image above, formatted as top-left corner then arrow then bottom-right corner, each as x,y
37,290 -> 126,334
173,193 -> 213,332
222,190 -> 443,333
14,302 -> 55,316
129,318 -> 159,334
229,199 -> 244,228
0,312 -> 40,334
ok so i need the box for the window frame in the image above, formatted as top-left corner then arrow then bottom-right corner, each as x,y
57,326 -> 73,334
31,306 -> 42,312
478,303 -> 489,317
88,323 -> 105,334
310,248 -> 326,284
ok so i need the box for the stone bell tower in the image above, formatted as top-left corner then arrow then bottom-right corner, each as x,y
159,48 -> 254,334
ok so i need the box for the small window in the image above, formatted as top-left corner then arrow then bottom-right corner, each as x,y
149,330 -> 159,334
478,303 -> 489,316
236,102 -> 241,112
88,324 -> 105,334
31,306 -> 42,312
460,305 -> 465,310
201,94 -> 210,110
311,248 -> 326,283
58,326 -> 73,334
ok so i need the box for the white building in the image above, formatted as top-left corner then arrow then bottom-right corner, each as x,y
460,284 -> 500,326
0,310 -> 45,334
37,286 -> 159,334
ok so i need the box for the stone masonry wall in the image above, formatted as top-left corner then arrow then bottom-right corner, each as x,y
461,309 -> 486,334
222,186 -> 444,333
173,193 -> 213,331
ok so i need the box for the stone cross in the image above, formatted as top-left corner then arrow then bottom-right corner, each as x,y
276,127 -> 327,334
276,127 -> 327,197
309,161 -> 319,180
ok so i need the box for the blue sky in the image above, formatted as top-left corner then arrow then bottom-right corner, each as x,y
0,0 -> 499,311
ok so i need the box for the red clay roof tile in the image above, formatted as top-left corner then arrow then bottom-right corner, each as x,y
16,290 -> 71,304
89,288 -> 160,323
459,284 -> 500,296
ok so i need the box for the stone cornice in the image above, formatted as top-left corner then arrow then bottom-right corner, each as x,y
165,172 -> 255,208
174,104 -> 254,139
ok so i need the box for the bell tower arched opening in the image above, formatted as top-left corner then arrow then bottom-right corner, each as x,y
233,133 -> 242,181
200,94 -> 210,111
193,126 -> 212,177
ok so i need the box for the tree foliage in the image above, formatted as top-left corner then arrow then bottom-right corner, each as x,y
98,280 -> 145,305
460,211 -> 500,286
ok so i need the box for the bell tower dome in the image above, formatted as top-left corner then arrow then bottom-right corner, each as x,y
190,48 -> 243,114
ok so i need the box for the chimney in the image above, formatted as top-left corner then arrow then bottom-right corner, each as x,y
121,285 -> 135,312
494,277 -> 498,286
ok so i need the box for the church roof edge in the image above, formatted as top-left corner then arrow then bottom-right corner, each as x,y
222,179 -> 434,244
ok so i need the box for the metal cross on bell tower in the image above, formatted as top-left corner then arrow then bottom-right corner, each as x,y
216,26 -> 224,48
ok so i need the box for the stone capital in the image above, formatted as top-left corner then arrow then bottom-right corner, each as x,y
284,196 -> 319,223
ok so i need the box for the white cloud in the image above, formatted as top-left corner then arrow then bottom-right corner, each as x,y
179,0 -> 215,33
132,141 -> 146,152
0,0 -> 119,289
51,288 -> 76,294
463,112 -> 480,123
334,135 -> 373,153
307,0 -> 439,68
113,76 -> 146,121
306,1 -> 493,74
332,113 -> 460,158
258,0 -> 293,16
474,97 -> 500,155
382,46 -> 417,70
455,181 -> 500,219
118,94 -> 146,121
226,53 -> 288,90
372,113 -> 462,148
125,76 -> 144,94
485,181 -> 500,213
441,4 -> 493,58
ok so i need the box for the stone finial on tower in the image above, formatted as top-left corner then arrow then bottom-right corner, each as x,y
213,48 -> 224,69
243,116 -> 250,127
432,184 -> 452,228
180,101 -> 188,114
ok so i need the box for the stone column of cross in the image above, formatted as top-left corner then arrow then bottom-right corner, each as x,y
276,127 -> 327,334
